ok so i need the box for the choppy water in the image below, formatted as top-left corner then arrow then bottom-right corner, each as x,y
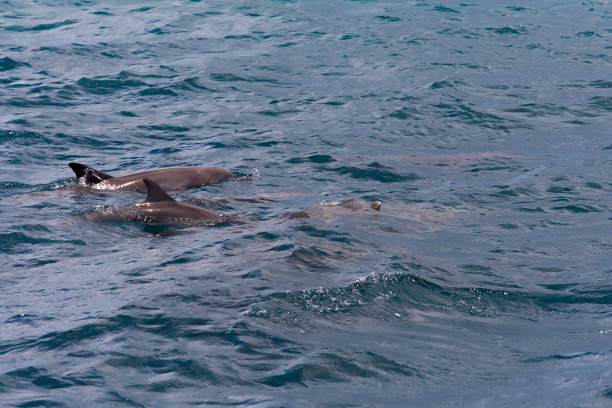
1,1 -> 611,407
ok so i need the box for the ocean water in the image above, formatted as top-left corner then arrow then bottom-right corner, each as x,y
1,0 -> 611,406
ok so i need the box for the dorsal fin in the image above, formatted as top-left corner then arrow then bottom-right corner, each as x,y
143,178 -> 175,202
69,162 -> 113,185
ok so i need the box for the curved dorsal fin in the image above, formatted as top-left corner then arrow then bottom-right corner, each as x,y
69,162 -> 113,185
143,178 -> 175,202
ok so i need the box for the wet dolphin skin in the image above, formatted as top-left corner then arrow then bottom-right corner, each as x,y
69,162 -> 239,192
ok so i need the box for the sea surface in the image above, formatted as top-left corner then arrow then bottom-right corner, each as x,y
1,1 -> 611,407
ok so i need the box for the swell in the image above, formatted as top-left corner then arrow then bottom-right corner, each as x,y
248,269 -> 612,323
1,314 -> 215,355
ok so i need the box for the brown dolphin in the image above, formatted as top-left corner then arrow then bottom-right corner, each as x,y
83,180 -> 380,226
87,178 -> 233,225
69,162 -> 250,192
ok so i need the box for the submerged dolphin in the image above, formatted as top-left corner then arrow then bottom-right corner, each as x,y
285,199 -> 382,220
87,178 -> 233,225
69,162 -> 250,192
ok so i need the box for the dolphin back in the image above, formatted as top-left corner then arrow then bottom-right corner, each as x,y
69,162 -> 114,185
143,178 -> 176,202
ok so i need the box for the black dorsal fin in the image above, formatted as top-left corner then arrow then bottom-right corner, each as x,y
143,179 -> 175,202
69,162 -> 113,185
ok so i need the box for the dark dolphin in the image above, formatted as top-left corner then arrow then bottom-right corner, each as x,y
87,178 -> 234,225
69,162 -> 251,192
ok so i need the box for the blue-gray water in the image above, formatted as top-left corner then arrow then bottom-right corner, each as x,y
1,1 -> 611,407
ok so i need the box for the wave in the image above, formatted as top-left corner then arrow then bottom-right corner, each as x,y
248,269 -> 612,325
323,162 -> 419,183
0,56 -> 31,72
4,19 -> 77,32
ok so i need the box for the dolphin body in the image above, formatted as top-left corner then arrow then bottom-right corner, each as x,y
87,178 -> 232,225
69,162 -> 242,192
285,199 -> 382,220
